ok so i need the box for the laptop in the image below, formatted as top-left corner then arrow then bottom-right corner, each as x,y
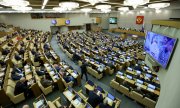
107,93 -> 115,101
127,75 -> 133,80
146,74 -> 152,78
137,79 -> 143,84
117,71 -> 123,76
148,84 -> 156,90
87,80 -> 94,86
86,103 -> 92,108
127,67 -> 133,71
136,70 -> 141,74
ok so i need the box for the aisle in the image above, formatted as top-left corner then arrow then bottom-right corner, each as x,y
50,35 -> 144,108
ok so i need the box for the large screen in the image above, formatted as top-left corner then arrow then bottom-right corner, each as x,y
144,31 -> 177,68
109,17 -> 117,24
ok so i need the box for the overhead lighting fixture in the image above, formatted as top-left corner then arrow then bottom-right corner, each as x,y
120,12 -> 124,14
0,0 -> 29,7
12,6 -> 32,11
41,0 -> 49,9
140,10 -> 145,14
148,3 -> 170,13
101,9 -> 111,13
86,0 -> 108,5
124,0 -> 149,9
81,8 -> 92,13
95,4 -> 111,10
59,2 -> 79,11
53,7 -> 65,12
148,3 -> 170,9
118,7 -> 129,11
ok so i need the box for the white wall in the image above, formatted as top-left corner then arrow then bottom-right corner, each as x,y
118,9 -> 180,31
0,13 -> 52,31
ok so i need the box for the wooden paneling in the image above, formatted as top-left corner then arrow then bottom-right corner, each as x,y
56,18 -> 69,26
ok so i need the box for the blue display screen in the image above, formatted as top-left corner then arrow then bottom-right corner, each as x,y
144,31 -> 177,68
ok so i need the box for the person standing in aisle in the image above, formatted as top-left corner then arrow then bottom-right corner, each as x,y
80,61 -> 88,81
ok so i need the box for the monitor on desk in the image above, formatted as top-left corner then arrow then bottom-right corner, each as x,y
87,80 -> 94,86
144,66 -> 149,70
108,93 -> 115,101
74,70 -> 78,74
117,71 -> 123,76
97,86 -> 103,92
148,84 -> 156,90
136,70 -> 141,74
127,67 -> 133,71
75,94 -> 82,102
137,79 -> 143,84
127,75 -> 133,79
146,74 -> 152,78
86,103 -> 92,108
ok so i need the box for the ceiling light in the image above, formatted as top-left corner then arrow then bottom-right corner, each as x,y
101,9 -> 111,13
41,0 -> 49,9
53,7 -> 65,12
59,2 -> 79,11
148,3 -> 170,9
86,0 -> 108,5
0,0 -> 29,7
120,12 -> 124,14
124,0 -> 149,9
81,8 -> 92,13
95,4 -> 111,10
12,6 -> 32,11
140,10 -> 145,14
118,7 -> 129,11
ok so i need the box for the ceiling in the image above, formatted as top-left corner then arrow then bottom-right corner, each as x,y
0,0 -> 179,13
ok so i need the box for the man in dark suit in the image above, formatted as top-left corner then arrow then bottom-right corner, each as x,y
15,53 -> 22,61
19,47 -> 25,55
80,61 -> 88,81
14,78 -> 30,97
134,64 -> 143,72
40,77 -> 52,88
88,90 -> 103,107
2,48 -> 10,55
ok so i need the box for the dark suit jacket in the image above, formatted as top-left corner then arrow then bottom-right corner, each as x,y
14,81 -> 28,95
88,91 -> 103,107
15,54 -> 21,61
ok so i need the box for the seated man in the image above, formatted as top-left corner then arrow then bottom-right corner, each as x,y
53,64 -> 61,72
134,64 -> 143,72
2,48 -> 10,55
40,76 -> 53,88
13,65 -> 23,74
36,67 -> 45,76
63,72 -> 75,83
11,70 -> 23,81
15,53 -> 22,61
14,77 -> 30,97
88,89 -> 103,107
19,47 -> 25,55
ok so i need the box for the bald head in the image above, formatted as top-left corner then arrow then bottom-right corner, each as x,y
22,105 -> 29,108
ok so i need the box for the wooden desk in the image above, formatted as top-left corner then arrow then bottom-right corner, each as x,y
84,84 -> 95,91
63,90 -> 75,101
71,99 -> 86,108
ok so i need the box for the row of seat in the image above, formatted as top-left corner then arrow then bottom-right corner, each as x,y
110,79 -> 156,108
